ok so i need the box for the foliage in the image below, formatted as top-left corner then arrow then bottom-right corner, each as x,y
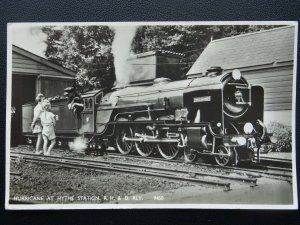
42,26 -> 115,92
267,121 -> 292,152
42,25 -> 281,91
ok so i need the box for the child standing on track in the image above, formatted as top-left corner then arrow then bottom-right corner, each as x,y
31,93 -> 45,154
40,100 -> 56,155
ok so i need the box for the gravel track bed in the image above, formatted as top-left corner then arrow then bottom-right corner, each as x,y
12,146 -> 250,178
9,146 -> 293,205
10,146 -> 193,204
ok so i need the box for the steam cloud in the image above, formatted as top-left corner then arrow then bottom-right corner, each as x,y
111,26 -> 137,86
68,137 -> 87,153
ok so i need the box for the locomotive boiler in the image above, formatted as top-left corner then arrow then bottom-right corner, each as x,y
22,51 -> 274,166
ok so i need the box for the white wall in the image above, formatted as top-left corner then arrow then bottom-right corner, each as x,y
264,110 -> 292,127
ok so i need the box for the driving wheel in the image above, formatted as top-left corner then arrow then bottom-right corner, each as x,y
214,145 -> 234,166
157,142 -> 180,160
184,147 -> 198,162
134,126 -> 155,157
116,125 -> 134,155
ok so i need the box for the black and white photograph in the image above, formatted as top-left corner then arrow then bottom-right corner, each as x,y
6,22 -> 298,209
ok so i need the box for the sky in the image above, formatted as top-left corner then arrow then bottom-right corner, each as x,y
10,24 -> 47,58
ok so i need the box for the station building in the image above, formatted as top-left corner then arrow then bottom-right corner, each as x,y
11,45 -> 76,145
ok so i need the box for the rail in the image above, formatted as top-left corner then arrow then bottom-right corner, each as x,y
106,153 -> 292,179
10,151 -> 262,191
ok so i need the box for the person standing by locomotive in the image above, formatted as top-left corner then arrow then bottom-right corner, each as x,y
64,87 -> 84,131
40,99 -> 56,156
30,93 -> 45,154
64,87 -> 84,117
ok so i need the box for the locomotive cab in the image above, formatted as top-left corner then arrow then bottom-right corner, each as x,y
81,90 -> 103,134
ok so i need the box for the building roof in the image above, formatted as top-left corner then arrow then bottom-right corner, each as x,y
187,26 -> 295,76
12,45 -> 76,77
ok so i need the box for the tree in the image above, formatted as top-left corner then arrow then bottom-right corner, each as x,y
42,25 -> 115,92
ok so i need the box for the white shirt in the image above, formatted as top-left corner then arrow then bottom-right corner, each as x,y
40,111 -> 55,125
33,103 -> 43,121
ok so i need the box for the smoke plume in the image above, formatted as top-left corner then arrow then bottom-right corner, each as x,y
111,26 -> 137,86
68,137 -> 87,153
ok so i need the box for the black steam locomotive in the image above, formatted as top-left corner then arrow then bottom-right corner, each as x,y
23,65 -> 274,166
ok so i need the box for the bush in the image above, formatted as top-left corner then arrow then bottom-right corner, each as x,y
267,121 -> 292,152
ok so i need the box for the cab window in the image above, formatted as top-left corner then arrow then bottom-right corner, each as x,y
95,92 -> 103,105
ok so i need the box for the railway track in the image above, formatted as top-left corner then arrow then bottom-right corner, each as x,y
106,152 -> 293,180
14,145 -> 292,171
10,151 -> 263,191
254,156 -> 292,168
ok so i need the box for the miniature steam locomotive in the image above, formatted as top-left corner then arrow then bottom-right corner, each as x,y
23,67 -> 274,166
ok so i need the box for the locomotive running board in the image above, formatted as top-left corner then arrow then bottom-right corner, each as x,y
197,152 -> 231,157
123,136 -> 179,143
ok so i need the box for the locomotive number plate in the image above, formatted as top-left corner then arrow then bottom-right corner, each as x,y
193,96 -> 211,103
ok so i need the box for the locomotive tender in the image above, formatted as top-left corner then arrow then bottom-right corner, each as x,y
23,64 -> 273,166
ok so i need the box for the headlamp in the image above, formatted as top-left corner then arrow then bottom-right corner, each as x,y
236,137 -> 247,145
231,136 -> 247,146
244,122 -> 254,134
232,69 -> 242,80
